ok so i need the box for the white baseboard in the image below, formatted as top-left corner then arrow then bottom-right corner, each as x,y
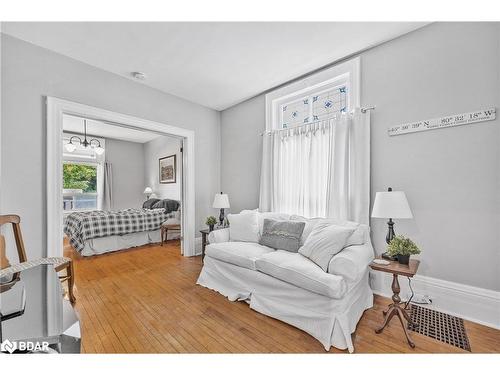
370,271 -> 500,330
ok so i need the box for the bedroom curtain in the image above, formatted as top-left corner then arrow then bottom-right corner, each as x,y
259,109 -> 370,224
102,162 -> 113,211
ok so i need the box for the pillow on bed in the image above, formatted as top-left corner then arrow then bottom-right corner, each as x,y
152,199 -> 180,213
143,198 -> 160,209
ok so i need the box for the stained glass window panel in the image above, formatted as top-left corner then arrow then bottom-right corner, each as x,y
281,97 -> 309,129
312,86 -> 347,122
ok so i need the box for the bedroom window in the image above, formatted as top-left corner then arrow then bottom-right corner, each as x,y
62,132 -> 105,212
63,162 -> 98,211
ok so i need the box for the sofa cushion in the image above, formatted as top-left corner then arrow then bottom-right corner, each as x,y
255,251 -> 347,299
257,212 -> 291,235
298,222 -> 355,272
227,212 -> 260,242
205,242 -> 274,270
259,219 -> 305,252
290,215 -> 368,247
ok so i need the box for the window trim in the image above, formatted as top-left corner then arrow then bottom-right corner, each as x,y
265,57 -> 360,131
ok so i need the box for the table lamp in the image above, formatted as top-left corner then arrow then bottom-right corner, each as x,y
371,187 -> 413,257
213,192 -> 230,226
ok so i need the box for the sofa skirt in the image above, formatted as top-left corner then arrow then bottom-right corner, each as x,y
197,256 -> 373,353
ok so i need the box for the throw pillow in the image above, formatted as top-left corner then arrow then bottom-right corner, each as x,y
298,221 -> 355,272
259,219 -> 306,252
143,198 -> 160,209
227,212 -> 260,243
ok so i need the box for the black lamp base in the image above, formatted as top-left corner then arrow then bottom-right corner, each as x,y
382,218 -> 398,261
219,208 -> 225,227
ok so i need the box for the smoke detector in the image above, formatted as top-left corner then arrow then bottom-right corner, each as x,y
131,71 -> 147,80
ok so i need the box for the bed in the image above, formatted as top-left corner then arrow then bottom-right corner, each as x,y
64,199 -> 181,256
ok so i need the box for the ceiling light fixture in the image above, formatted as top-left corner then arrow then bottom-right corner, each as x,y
131,71 -> 146,80
64,119 -> 105,155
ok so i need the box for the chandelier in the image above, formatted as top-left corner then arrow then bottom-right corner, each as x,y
64,119 -> 104,155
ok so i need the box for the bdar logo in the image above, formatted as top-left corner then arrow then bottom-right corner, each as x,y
1,339 -> 17,354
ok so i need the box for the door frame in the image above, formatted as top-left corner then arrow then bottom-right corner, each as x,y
46,97 -> 196,257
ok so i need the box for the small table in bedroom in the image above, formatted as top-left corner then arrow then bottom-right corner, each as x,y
160,223 -> 181,245
370,257 -> 420,348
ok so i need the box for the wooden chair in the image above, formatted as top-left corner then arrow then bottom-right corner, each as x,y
0,215 -> 76,303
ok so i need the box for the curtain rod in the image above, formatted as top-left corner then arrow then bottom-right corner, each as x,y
259,106 -> 375,136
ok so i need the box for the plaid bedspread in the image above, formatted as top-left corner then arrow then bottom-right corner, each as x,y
64,208 -> 176,252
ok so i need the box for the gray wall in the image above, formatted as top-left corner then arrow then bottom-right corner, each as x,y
105,138 -> 145,210
0,33 -> 221,260
221,95 -> 265,214
144,136 -> 182,201
220,22 -> 500,291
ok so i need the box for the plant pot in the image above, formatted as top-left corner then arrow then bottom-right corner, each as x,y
209,224 -> 214,232
398,254 -> 410,265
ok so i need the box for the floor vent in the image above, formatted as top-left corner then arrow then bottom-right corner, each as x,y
408,304 -> 471,351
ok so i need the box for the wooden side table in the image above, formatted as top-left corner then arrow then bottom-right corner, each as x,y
370,257 -> 420,348
200,229 -> 210,261
161,223 -> 181,245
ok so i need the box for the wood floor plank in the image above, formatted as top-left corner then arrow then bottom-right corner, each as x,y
64,239 -> 499,354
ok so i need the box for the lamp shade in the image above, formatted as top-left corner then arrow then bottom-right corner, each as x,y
371,191 -> 413,219
143,187 -> 153,195
213,193 -> 230,209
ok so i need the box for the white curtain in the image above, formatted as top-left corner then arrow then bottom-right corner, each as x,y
102,162 -> 113,211
259,109 -> 370,224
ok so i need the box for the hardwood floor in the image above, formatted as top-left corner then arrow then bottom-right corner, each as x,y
64,240 -> 499,353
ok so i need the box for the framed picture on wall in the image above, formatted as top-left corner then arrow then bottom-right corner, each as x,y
159,155 -> 176,184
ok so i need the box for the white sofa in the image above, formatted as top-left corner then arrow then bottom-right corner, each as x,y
196,212 -> 375,353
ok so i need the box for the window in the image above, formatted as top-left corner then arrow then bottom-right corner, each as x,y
280,85 -> 348,128
266,57 -> 360,131
62,132 -> 105,212
63,163 -> 98,211
261,57 -> 362,217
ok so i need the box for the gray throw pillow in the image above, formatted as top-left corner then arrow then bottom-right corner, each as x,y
143,198 -> 160,209
259,219 -> 305,252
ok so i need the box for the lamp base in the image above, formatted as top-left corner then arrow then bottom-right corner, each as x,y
219,208 -> 225,227
383,218 -> 397,261
386,218 -> 395,244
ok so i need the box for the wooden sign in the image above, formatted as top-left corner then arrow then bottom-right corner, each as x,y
388,108 -> 496,136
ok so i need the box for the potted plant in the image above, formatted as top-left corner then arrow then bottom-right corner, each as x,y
387,235 -> 421,265
206,216 -> 217,232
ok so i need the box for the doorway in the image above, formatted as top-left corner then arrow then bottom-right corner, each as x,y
46,97 -> 195,258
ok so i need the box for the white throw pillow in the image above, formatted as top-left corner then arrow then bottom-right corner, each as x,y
291,215 -> 368,248
290,215 -> 322,246
298,221 -> 355,272
227,212 -> 260,243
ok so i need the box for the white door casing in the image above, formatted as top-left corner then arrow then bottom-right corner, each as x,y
46,97 -> 196,257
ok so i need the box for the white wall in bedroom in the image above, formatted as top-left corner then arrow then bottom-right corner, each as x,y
220,22 -> 500,293
143,136 -> 182,201
105,138 -> 146,210
0,33 -> 221,261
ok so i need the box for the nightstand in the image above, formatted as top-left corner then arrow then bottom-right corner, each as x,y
370,257 -> 420,348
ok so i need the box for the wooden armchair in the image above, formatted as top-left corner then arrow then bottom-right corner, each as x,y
0,215 -> 76,303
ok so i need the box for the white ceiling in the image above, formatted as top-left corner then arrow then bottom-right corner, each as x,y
63,115 -> 162,143
3,22 -> 428,110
